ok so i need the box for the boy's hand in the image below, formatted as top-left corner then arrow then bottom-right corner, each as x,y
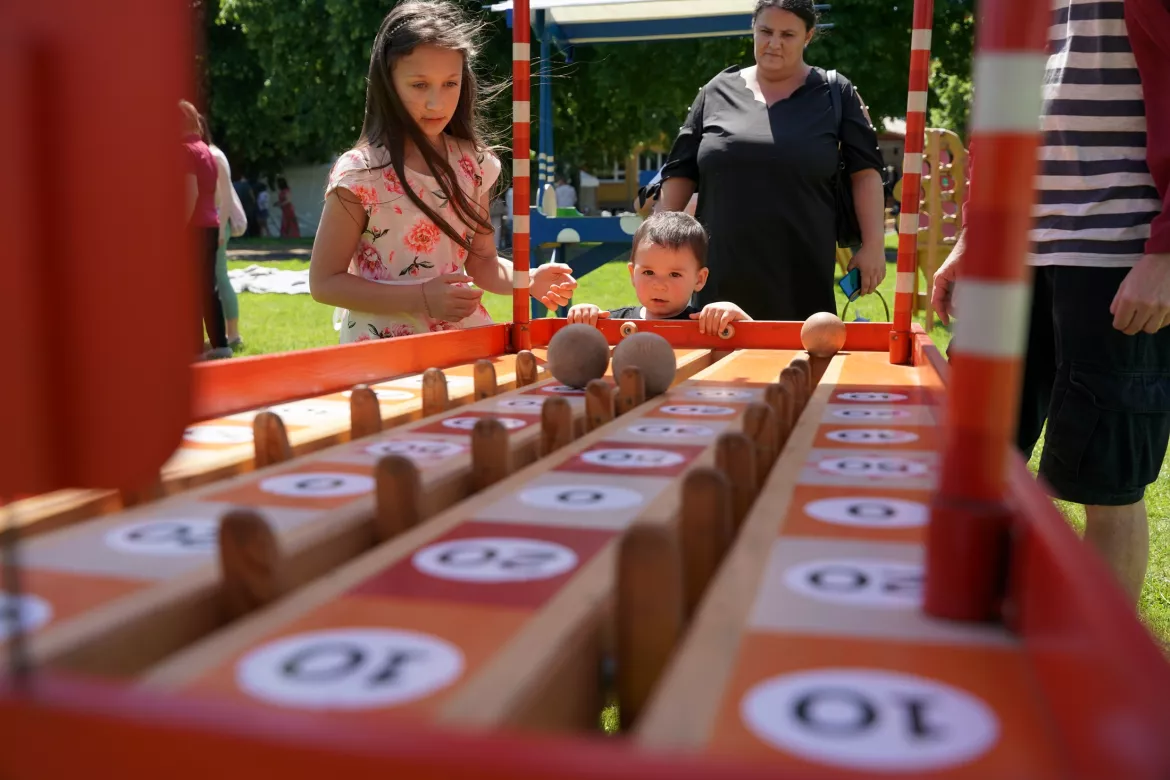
566,303 -> 610,327
691,302 -> 750,336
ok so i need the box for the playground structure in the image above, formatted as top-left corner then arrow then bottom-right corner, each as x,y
2,1 -> 1170,780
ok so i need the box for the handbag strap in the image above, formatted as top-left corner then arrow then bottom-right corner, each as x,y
827,69 -> 843,140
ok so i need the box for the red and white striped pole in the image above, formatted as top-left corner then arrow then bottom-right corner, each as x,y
511,0 -> 532,351
889,0 -> 934,365
923,0 -> 1049,621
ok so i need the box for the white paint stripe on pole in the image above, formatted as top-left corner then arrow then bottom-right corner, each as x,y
951,279 -> 1032,358
970,53 -> 1049,132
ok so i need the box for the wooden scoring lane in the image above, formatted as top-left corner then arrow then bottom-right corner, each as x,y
635,350 -> 1065,778
6,353 -> 548,539
1,350 -> 711,676
137,348 -> 797,732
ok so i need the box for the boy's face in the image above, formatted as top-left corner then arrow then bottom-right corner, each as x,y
628,240 -> 708,318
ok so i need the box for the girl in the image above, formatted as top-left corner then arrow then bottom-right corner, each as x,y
309,0 -> 576,342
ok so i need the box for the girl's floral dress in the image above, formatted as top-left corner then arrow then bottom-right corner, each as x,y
325,138 -> 501,342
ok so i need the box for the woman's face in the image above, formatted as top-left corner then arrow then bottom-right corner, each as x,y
753,7 -> 813,76
391,44 -> 465,143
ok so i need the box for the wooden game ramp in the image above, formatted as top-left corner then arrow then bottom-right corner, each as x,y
0,349 -> 713,677
133,348 -> 801,728
5,352 -> 549,538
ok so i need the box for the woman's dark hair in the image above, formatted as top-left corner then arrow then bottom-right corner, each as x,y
278,177 -> 289,190
753,0 -> 819,31
353,0 -> 501,250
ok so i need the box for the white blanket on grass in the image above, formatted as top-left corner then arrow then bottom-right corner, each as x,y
229,264 -> 311,295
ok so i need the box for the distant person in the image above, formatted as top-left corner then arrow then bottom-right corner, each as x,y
307,0 -> 576,342
277,176 -> 300,238
255,182 -> 271,237
198,114 -> 248,350
656,0 -> 886,320
554,175 -> 576,209
233,173 -> 258,237
567,211 -> 750,336
179,100 -> 231,360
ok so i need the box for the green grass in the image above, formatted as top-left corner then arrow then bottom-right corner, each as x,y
227,254 -> 1169,649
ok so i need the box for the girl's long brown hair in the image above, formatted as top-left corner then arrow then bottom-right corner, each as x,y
353,0 -> 504,250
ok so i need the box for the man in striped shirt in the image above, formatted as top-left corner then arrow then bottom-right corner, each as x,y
932,0 -> 1169,605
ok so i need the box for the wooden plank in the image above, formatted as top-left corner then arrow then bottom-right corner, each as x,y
136,349 -> 796,737
634,352 -> 1066,779
2,351 -> 713,678
8,354 -> 548,538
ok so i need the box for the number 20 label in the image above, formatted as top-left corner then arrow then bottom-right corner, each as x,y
413,537 -> 578,583
237,628 -> 463,710
741,669 -> 999,771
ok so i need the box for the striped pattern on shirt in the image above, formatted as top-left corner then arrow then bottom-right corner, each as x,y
1030,0 -> 1161,267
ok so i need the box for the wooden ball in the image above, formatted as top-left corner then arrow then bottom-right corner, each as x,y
612,332 -> 676,397
801,312 -> 847,358
548,323 -> 610,389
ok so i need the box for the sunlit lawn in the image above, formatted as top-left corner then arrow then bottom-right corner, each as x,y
227,254 -> 1165,650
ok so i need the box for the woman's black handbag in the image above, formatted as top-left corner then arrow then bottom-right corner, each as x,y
827,70 -> 863,250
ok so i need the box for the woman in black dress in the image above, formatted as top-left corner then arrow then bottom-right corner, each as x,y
657,0 -> 887,321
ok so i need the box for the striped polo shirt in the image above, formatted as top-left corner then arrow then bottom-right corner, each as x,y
1031,0 -> 1162,267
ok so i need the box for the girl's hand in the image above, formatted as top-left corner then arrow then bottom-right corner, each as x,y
422,273 -> 484,321
848,244 -> 887,297
531,262 -> 578,308
567,304 -> 609,327
691,302 -> 750,336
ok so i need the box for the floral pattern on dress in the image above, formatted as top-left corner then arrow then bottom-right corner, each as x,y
325,138 -> 502,343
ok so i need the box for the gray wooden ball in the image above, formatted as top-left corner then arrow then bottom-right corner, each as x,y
547,323 -> 610,389
612,332 -> 676,396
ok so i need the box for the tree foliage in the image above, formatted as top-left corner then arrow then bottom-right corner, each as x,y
202,0 -> 974,176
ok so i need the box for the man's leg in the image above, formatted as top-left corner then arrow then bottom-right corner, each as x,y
1016,268 -> 1057,459
1038,266 -> 1170,605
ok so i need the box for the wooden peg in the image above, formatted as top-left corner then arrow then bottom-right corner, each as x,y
616,366 -> 646,416
471,417 -> 511,492
540,396 -> 575,456
348,385 -> 382,440
585,379 -> 615,432
790,357 -> 813,397
764,383 -> 795,444
373,454 -> 423,542
741,402 -> 779,485
779,367 -> 806,415
219,509 -> 284,620
516,350 -> 539,387
715,431 -> 758,530
616,521 -> 684,729
253,411 -> 293,468
118,474 -> 164,508
678,468 -> 733,618
422,368 -> 449,417
474,359 -> 498,400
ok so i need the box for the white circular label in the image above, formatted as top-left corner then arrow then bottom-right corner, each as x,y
580,448 -> 686,469
389,375 -> 473,389
496,397 -> 546,411
518,484 -> 645,511
441,416 -> 529,431
344,388 -> 415,402
268,402 -> 349,422
541,385 -> 587,394
183,425 -> 254,445
804,497 -> 928,529
837,392 -> 909,403
259,472 -> 376,498
364,439 -> 465,462
237,628 -> 463,710
832,408 -> 912,421
628,423 -> 717,438
105,518 -> 219,556
685,388 -> 754,400
0,593 -> 53,641
818,457 -> 929,479
660,404 -> 736,417
413,537 -> 578,583
784,559 -> 922,608
741,669 -> 999,771
826,429 -> 919,445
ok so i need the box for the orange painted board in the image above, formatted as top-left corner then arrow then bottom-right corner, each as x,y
706,634 -> 1064,779
0,568 -> 148,642
778,485 -> 932,544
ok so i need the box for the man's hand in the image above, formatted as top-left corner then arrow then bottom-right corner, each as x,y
931,248 -> 964,326
1111,253 -> 1170,334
